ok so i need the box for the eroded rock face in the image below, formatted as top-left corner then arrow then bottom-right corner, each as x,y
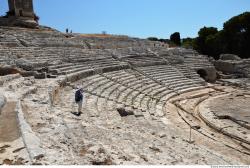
197,67 -> 217,83
214,54 -> 250,78
16,59 -> 48,71
220,54 -> 241,61
0,17 -> 38,29
0,94 -> 6,111
0,65 -> 21,76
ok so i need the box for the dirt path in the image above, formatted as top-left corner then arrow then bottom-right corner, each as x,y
0,101 -> 20,142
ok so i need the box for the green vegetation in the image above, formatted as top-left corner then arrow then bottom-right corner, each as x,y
147,12 -> 249,59
170,32 -> 181,46
182,12 -> 250,59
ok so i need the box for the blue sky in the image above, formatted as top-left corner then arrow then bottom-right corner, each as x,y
0,0 -> 249,38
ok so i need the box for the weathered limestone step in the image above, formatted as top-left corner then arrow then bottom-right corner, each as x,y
59,66 -> 90,75
101,82 -> 121,101
80,75 -> 104,88
54,64 -> 85,72
178,86 -> 205,95
90,80 -> 114,96
124,89 -> 141,107
98,81 -> 119,99
63,69 -> 94,83
19,86 -> 38,99
17,101 -> 45,160
117,87 -> 135,105
106,83 -> 125,101
154,76 -> 187,81
0,101 -> 20,142
167,81 -> 198,88
0,74 -> 22,86
132,93 -> 146,110
137,83 -> 161,95
3,77 -> 26,90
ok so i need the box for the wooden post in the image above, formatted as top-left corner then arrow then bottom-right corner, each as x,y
189,125 -> 192,142
189,126 -> 195,144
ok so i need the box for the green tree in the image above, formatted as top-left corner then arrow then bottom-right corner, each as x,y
223,12 -> 250,58
182,12 -> 250,59
147,37 -> 159,41
170,32 -> 181,46
194,27 -> 218,54
182,37 -> 194,49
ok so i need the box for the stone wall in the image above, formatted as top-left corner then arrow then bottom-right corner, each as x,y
8,0 -> 35,18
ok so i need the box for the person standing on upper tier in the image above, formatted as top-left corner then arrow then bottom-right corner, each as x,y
74,88 -> 84,116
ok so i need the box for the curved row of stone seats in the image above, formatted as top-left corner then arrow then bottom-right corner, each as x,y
77,74 -> 136,109
0,27 -> 88,48
100,70 -> 177,115
175,64 -> 206,84
74,72 -> 171,118
113,47 -> 152,58
47,58 -> 129,76
1,46 -> 130,79
122,55 -> 167,67
112,47 -> 167,66
183,54 -> 214,70
78,36 -> 150,49
50,62 -> 92,75
66,49 -> 114,62
23,37 -> 88,48
0,26 -> 64,39
0,26 -> 161,50
0,57 -> 8,65
166,48 -> 198,56
88,59 -> 129,71
44,87 -> 207,165
0,34 -> 21,47
155,48 -> 214,71
136,65 -> 206,94
1,47 -> 113,63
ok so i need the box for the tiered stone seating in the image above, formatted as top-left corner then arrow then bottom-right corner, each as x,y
137,65 -> 206,94
0,34 -> 21,47
0,57 -> 8,65
1,27 -> 88,48
183,54 -> 214,70
113,47 -> 166,66
61,49 -> 110,63
102,70 -> 177,116
72,69 -> 176,119
78,35 -> 154,49
47,57 -> 129,79
175,64 -> 206,84
0,46 -> 129,80
32,85 -> 219,165
155,48 -> 213,70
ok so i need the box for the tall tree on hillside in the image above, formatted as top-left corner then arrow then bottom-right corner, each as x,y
194,27 -> 218,55
182,37 -> 195,49
170,32 -> 181,46
223,12 -> 250,58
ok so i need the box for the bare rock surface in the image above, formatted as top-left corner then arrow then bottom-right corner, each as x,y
210,92 -> 250,128
220,54 -> 242,61
0,95 -> 5,110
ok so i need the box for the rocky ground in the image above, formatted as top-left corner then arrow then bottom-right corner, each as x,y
1,77 -> 249,165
